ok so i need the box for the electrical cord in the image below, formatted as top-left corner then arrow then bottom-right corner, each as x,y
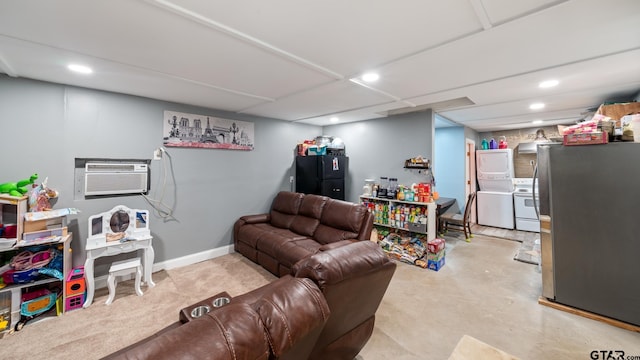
141,147 -> 178,222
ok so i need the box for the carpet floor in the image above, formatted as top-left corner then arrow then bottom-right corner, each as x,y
3,233 -> 639,359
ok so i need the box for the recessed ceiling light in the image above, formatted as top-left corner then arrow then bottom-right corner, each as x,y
67,64 -> 93,74
532,120 -> 543,125
329,117 -> 339,123
529,102 -> 545,110
539,79 -> 559,88
361,73 -> 379,82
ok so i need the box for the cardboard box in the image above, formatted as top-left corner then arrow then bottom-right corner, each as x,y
307,145 -> 327,156
563,132 -> 608,146
427,257 -> 445,271
23,216 -> 66,233
596,102 -> 640,125
408,222 -> 427,233
426,238 -> 445,253
427,249 -> 445,261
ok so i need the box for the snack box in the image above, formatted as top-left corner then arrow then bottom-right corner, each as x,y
563,132 -> 608,146
427,257 -> 445,271
426,238 -> 445,253
307,145 -> 327,155
427,249 -> 445,262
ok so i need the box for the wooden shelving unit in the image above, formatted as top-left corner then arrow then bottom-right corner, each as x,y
0,195 -> 72,335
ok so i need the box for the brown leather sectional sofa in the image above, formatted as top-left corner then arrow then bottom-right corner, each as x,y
105,192 -> 394,360
234,191 -> 374,276
105,241 -> 396,360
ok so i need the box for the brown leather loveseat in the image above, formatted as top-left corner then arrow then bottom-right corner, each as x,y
234,191 -> 374,276
105,241 -> 396,360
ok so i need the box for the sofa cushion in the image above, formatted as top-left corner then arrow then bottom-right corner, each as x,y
236,223 -> 274,248
275,241 -> 320,268
290,195 -> 328,236
313,200 -> 367,244
256,232 -> 300,258
238,224 -> 305,250
270,192 -> 304,229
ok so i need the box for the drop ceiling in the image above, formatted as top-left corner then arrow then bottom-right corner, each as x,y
0,0 -> 638,131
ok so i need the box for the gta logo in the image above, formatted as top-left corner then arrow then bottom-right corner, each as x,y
590,350 -> 624,360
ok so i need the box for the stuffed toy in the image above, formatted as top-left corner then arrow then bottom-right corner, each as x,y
0,174 -> 38,197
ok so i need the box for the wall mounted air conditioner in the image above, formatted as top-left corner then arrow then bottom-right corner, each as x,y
85,162 -> 149,196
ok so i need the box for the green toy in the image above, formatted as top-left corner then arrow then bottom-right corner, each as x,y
0,174 -> 38,197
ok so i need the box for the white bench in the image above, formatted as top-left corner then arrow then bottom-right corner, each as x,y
105,258 -> 143,305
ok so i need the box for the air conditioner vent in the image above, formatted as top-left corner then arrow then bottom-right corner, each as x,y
86,163 -> 147,172
84,161 -> 149,196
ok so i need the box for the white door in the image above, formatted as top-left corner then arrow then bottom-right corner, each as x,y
465,139 -> 477,224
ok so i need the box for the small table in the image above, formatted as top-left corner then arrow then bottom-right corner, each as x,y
436,197 -> 458,235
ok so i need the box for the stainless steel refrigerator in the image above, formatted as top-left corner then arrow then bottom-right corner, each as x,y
535,142 -> 640,326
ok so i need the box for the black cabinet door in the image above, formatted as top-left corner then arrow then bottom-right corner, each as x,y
320,179 -> 345,200
319,156 -> 347,179
295,156 -> 319,194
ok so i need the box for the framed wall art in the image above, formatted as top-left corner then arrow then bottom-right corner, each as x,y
163,110 -> 254,150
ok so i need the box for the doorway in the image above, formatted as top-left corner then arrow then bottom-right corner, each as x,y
465,139 -> 477,224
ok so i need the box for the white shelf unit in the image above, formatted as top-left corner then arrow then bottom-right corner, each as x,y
359,196 -> 437,241
0,195 -> 72,334
0,195 -> 27,247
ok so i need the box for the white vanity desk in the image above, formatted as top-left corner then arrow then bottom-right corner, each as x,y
83,205 -> 155,308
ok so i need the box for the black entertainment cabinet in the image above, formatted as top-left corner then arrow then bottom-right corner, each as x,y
295,155 -> 348,200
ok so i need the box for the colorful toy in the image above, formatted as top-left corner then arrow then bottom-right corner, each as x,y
64,267 -> 85,311
16,288 -> 60,331
28,177 -> 59,212
65,294 -> 85,311
0,174 -> 38,197
65,267 -> 85,296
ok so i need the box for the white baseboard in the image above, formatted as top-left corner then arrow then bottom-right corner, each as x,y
94,244 -> 235,290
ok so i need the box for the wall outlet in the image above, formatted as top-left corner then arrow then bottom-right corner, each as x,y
290,176 -> 294,183
153,149 -> 162,160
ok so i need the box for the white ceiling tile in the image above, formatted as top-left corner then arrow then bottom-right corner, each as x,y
242,80 -> 393,121
165,0 -> 484,75
480,0 -> 566,24
0,0 -> 335,99
0,36 -> 267,111
0,0 -> 638,131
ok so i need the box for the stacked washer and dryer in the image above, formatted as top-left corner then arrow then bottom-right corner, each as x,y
476,149 -> 515,229
476,149 -> 541,232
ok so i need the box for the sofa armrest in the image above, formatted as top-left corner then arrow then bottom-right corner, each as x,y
234,213 -> 271,247
319,239 -> 357,251
240,213 -> 270,224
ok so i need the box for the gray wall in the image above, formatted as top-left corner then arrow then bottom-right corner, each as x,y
324,110 -> 435,203
0,76 -> 320,273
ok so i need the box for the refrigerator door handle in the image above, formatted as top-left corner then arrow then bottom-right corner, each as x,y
532,163 -> 539,220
